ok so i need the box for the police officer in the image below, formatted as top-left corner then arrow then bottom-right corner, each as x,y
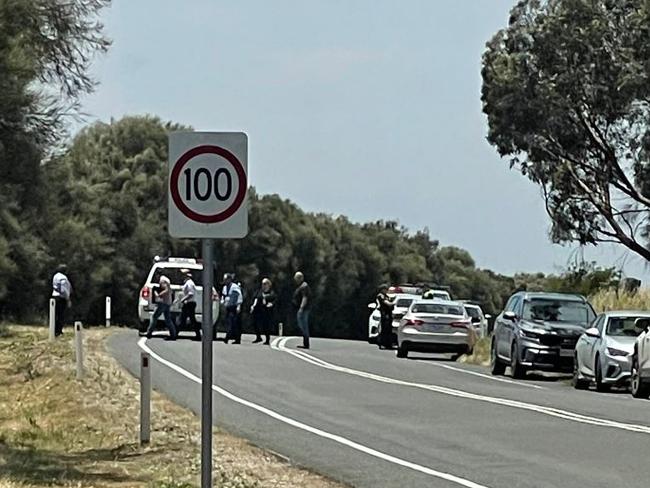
222,273 -> 243,344
376,284 -> 395,350
250,278 -> 276,345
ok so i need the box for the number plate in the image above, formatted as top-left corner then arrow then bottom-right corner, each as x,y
424,324 -> 441,332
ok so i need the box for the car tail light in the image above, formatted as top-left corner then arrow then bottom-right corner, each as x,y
141,287 -> 150,299
405,319 -> 424,327
450,321 -> 470,329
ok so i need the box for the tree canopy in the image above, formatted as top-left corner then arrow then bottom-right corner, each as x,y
0,0 -> 110,316
482,0 -> 650,261
0,1 -> 626,336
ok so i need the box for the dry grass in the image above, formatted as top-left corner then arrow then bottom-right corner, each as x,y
0,325 -> 346,488
459,337 -> 491,366
590,289 -> 650,312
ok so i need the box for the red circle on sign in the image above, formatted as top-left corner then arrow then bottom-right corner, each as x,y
170,145 -> 247,223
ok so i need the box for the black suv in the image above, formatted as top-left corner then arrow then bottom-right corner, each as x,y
491,292 -> 596,378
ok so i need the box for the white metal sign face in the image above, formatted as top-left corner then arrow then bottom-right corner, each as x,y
168,132 -> 248,238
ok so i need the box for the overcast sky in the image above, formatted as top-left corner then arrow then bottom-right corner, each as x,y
78,0 -> 649,280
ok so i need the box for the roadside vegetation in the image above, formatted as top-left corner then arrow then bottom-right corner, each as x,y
591,289 -> 650,313
0,0 -> 644,341
0,325 -> 346,488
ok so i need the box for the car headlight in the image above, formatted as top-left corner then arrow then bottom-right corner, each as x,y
606,347 -> 628,357
519,328 -> 541,340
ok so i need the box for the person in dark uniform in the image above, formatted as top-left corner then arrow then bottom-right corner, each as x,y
376,284 -> 395,350
250,278 -> 276,345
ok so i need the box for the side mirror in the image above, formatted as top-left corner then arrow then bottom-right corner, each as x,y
585,327 -> 600,338
503,311 -> 517,321
368,303 -> 377,310
471,317 -> 480,324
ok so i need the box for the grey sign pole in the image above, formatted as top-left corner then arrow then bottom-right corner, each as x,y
201,238 -> 214,488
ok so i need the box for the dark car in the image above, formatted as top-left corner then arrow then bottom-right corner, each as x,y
490,292 -> 596,378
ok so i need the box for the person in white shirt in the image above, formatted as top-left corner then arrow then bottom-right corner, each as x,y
222,273 -> 243,344
51,264 -> 72,337
177,270 -> 201,340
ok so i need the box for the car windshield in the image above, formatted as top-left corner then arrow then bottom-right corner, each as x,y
606,317 -> 648,337
523,299 -> 593,325
395,298 -> 414,308
151,266 -> 200,286
412,303 -> 463,316
465,307 -> 481,320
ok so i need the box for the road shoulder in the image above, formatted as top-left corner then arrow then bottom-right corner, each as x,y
0,325 -> 347,488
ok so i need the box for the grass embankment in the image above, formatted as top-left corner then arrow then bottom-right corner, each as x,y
590,289 -> 650,312
0,324 -> 345,488
460,337 -> 490,366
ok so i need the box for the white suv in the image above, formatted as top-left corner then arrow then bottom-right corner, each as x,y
631,318 -> 650,398
137,257 -> 219,331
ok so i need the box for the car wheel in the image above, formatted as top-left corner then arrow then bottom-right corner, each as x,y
368,336 -> 377,345
572,354 -> 589,390
490,339 -> 506,376
396,344 -> 408,359
631,353 -> 650,399
595,356 -> 610,392
510,342 -> 527,379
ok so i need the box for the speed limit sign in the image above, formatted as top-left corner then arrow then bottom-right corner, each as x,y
168,132 -> 248,238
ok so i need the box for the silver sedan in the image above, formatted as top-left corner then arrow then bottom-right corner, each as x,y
396,299 -> 476,359
573,311 -> 650,391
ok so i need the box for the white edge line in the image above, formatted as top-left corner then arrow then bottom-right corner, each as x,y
275,338 -> 650,435
136,337 -> 490,488
417,361 -> 544,390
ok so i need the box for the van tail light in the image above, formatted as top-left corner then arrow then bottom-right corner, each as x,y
141,287 -> 150,299
405,319 -> 424,328
450,321 -> 470,329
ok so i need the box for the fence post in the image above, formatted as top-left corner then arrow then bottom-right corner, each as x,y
74,322 -> 84,380
105,296 -> 111,327
140,352 -> 151,445
278,322 -> 283,337
49,298 -> 56,341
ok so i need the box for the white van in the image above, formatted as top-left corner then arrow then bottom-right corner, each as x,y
137,257 -> 219,331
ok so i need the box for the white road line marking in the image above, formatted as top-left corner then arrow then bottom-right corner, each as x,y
270,337 -> 284,348
275,338 -> 650,435
416,361 -> 544,389
137,338 -> 490,488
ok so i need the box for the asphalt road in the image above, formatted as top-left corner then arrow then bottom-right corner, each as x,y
109,331 -> 650,488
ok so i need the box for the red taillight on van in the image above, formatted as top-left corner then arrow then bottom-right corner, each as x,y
141,287 -> 150,299
405,319 -> 424,327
